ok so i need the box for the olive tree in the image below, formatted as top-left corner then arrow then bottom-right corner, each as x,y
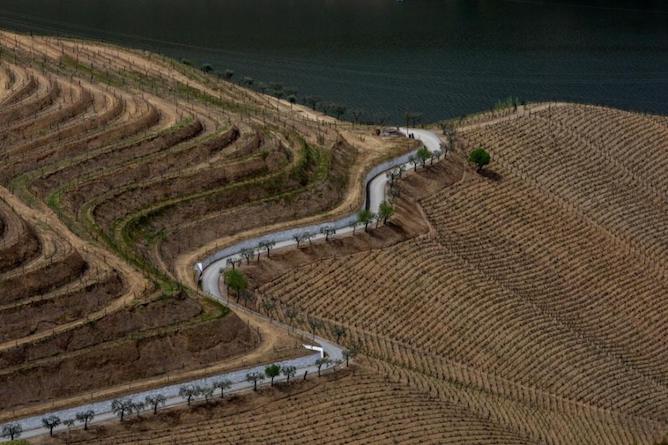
246,371 -> 265,391
224,268 -> 247,301
281,365 -> 297,383
258,240 -> 276,258
75,410 -> 95,430
320,225 -> 336,241
179,385 -> 200,406
378,201 -> 395,226
416,146 -> 430,168
265,364 -> 281,386
133,402 -> 146,416
468,147 -> 491,172
213,379 -> 232,399
145,394 -> 167,415
111,399 -> 135,422
408,154 -> 419,171
240,247 -> 254,264
302,231 -> 314,246
357,209 -> 375,232
315,357 -> 332,376
431,149 -> 443,164
1,423 -> 22,441
387,166 -> 404,184
42,416 -> 61,437
396,165 -> 406,178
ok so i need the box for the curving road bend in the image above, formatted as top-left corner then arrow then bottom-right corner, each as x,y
367,128 -> 443,213
198,127 -> 443,290
3,128 -> 442,442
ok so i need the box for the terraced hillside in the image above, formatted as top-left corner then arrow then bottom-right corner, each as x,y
238,104 -> 668,444
0,30 -> 409,419
2,28 -> 667,445
55,365 -> 540,445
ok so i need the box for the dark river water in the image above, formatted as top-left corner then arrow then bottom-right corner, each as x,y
0,0 -> 667,123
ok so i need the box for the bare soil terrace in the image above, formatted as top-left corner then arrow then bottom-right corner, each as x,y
0,28 -> 411,423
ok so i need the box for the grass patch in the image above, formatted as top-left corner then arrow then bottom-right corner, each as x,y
61,54 -> 127,88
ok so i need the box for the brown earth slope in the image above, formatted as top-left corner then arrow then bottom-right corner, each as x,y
237,104 -> 668,444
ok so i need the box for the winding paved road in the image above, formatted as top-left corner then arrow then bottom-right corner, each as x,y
197,127 -> 443,286
3,128 -> 442,442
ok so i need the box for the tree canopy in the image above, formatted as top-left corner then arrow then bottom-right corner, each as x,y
468,147 -> 491,171
378,201 -> 395,224
213,379 -> 232,398
145,394 -> 166,415
224,268 -> 248,296
111,399 -> 135,422
416,147 -> 431,166
179,385 -> 200,406
265,364 -> 281,385
357,209 -> 375,232
75,410 -> 95,430
1,423 -> 22,440
246,372 -> 265,391
42,416 -> 61,437
315,357 -> 332,376
281,365 -> 297,383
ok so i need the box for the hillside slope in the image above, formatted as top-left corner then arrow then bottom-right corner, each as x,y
242,103 -> 668,444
